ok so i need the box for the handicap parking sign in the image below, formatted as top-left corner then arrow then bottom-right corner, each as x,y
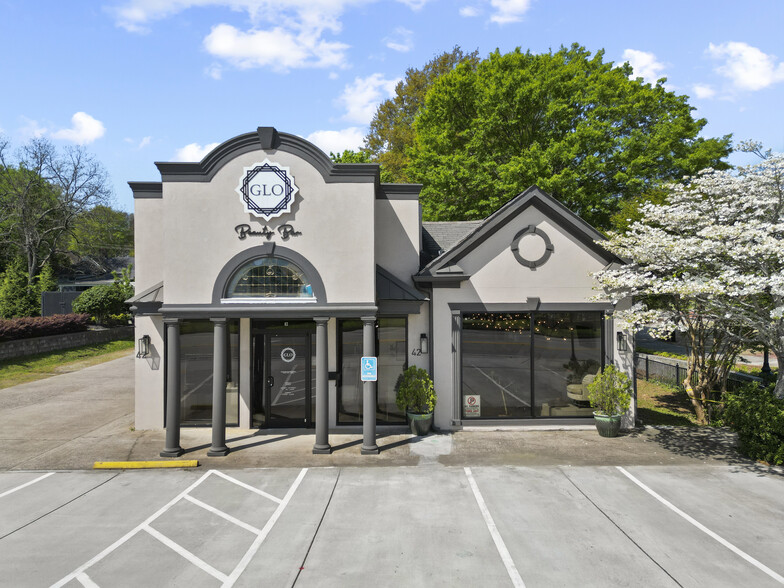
361,357 -> 377,382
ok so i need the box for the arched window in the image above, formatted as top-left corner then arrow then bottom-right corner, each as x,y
225,257 -> 314,300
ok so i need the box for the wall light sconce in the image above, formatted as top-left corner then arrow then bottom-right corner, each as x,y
420,333 -> 429,354
616,331 -> 628,352
137,335 -> 151,358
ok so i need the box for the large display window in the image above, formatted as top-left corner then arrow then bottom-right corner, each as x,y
462,312 -> 602,419
337,318 -> 407,424
179,320 -> 240,426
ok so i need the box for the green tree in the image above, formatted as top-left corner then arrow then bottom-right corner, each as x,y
0,137 -> 112,284
36,261 -> 58,294
0,258 -> 39,318
69,205 -> 134,259
329,150 -> 394,183
407,44 -> 731,228
364,46 -> 479,183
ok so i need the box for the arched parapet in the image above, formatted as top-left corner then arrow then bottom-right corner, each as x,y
155,127 -> 379,185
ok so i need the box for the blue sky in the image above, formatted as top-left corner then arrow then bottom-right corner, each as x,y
2,0 -> 783,213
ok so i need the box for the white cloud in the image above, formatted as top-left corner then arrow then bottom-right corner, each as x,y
205,63 -> 223,79
692,84 -> 716,99
707,42 -> 784,91
396,0 -> 429,9
51,112 -> 106,145
18,117 -> 48,140
489,0 -> 532,24
306,127 -> 364,155
204,23 -> 349,71
174,142 -> 220,161
125,135 -> 153,149
622,49 -> 667,84
459,6 -> 480,17
338,73 -> 399,125
385,27 -> 413,53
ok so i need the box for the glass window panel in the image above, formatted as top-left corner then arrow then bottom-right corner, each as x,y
377,318 -> 406,424
533,312 -> 601,418
180,320 -> 214,424
226,257 -> 313,298
462,313 -> 532,419
338,320 -> 363,423
179,320 -> 239,426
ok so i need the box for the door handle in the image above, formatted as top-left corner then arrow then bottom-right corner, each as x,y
267,375 -> 274,388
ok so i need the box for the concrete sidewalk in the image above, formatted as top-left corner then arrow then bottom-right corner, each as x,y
0,353 -> 771,472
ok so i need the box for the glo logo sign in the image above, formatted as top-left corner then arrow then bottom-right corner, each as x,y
236,159 -> 299,220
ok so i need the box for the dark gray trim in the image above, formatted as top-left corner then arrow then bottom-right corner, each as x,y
130,301 -> 163,316
160,303 -> 377,320
127,281 -> 163,304
377,265 -> 428,302
150,127 -> 379,185
447,300 -> 613,312
211,243 -> 327,304
378,184 -> 422,200
377,300 -> 424,315
412,274 -> 469,288
511,225 -> 554,269
417,185 -> 621,277
129,182 -> 163,199
451,310 -> 462,424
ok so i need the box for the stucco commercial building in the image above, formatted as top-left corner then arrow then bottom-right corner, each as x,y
129,126 -> 634,457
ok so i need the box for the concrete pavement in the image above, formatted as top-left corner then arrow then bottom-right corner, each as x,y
2,352 -> 784,587
0,352 -> 774,471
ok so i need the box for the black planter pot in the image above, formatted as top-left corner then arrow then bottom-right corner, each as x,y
406,411 -> 433,435
593,412 -> 622,437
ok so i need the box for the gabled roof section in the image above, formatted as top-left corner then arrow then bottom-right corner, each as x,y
151,127 -> 380,185
127,281 -> 163,304
376,266 -> 427,301
421,221 -> 483,266
416,185 -> 619,278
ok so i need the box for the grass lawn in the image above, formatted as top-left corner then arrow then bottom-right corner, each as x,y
0,339 -> 134,390
636,378 -> 700,426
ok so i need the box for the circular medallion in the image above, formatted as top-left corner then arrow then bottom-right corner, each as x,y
511,225 -> 554,269
281,347 -> 296,362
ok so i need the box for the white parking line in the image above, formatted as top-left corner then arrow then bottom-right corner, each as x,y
0,472 -> 55,499
51,468 -> 308,588
617,466 -> 784,585
464,467 -> 526,588
184,494 -> 262,535
144,524 -> 228,583
51,470 -> 215,588
212,469 -> 283,503
224,468 -> 308,586
75,572 -> 99,588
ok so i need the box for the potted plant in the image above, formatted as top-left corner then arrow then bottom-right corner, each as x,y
586,365 -> 632,438
395,366 -> 437,435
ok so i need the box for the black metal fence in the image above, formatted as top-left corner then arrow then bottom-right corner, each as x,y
635,353 -> 762,392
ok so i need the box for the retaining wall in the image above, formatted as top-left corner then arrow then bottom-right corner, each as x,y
0,326 -> 134,361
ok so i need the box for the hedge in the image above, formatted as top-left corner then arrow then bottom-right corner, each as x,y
723,384 -> 784,466
0,314 -> 91,342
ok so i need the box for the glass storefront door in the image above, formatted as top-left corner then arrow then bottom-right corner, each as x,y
252,321 -> 314,428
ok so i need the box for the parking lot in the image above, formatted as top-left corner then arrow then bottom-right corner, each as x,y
1,464 -> 783,587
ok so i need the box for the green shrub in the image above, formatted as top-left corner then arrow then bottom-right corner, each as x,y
72,284 -> 129,325
724,384 -> 784,465
395,366 -> 437,414
587,364 -> 632,416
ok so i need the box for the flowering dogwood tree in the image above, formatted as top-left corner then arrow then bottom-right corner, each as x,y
595,151 -> 784,422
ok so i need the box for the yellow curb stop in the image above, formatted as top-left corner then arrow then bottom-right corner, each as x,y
93,460 -> 199,469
